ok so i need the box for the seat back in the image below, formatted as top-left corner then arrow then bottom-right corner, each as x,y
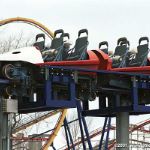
63,33 -> 70,41
50,29 -> 64,50
99,41 -> 108,54
114,37 -> 129,56
68,29 -> 88,60
137,37 -> 149,57
62,33 -> 70,60
33,33 -> 45,50
112,37 -> 129,68
42,29 -> 64,61
133,37 -> 149,66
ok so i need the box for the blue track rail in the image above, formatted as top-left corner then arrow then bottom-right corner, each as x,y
1,65 -> 150,115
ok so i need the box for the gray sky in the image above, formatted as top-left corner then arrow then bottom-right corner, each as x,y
1,0 -> 150,50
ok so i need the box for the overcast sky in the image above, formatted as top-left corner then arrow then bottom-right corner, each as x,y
1,0 -> 150,148
1,0 -> 150,50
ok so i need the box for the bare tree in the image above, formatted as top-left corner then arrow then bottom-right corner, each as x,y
0,31 -> 35,53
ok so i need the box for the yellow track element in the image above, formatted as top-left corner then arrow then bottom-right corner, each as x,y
0,17 -> 54,39
42,109 -> 67,150
13,110 -> 60,133
0,17 -> 67,149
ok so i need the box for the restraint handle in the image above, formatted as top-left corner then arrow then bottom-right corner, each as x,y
139,36 -> 149,45
35,33 -> 45,41
99,41 -> 108,49
78,29 -> 88,37
54,29 -> 64,38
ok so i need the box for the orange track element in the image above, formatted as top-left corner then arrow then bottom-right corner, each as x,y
42,109 -> 67,150
0,17 -> 54,39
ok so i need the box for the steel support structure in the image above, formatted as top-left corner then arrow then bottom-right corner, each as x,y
51,143 -> 56,150
105,117 -> 111,149
63,118 -> 75,150
76,100 -> 93,150
99,117 -> 108,150
0,98 -> 11,150
0,65 -> 149,150
116,112 -> 129,150
77,103 -> 87,150
98,117 -> 111,150
64,122 -> 71,150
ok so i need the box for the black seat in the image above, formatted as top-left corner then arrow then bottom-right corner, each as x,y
33,33 -> 45,50
43,29 -> 64,61
114,37 -> 129,56
128,37 -> 149,67
67,29 -> 88,60
50,29 -> 64,50
112,37 -> 129,68
63,33 -> 70,42
99,41 -> 108,54
62,33 -> 70,60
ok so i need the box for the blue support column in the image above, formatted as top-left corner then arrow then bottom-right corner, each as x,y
104,117 -> 111,150
76,101 -> 86,150
131,76 -> 138,110
51,143 -> 56,150
98,117 -> 108,150
64,118 -> 75,150
64,120 -> 71,150
76,100 -> 93,150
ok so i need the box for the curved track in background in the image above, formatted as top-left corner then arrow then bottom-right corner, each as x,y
0,17 -> 53,39
0,17 -> 67,150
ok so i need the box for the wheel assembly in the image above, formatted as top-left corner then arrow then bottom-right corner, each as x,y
2,64 -> 15,80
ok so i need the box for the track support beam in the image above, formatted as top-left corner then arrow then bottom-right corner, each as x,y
116,112 -> 129,150
0,98 -> 11,150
